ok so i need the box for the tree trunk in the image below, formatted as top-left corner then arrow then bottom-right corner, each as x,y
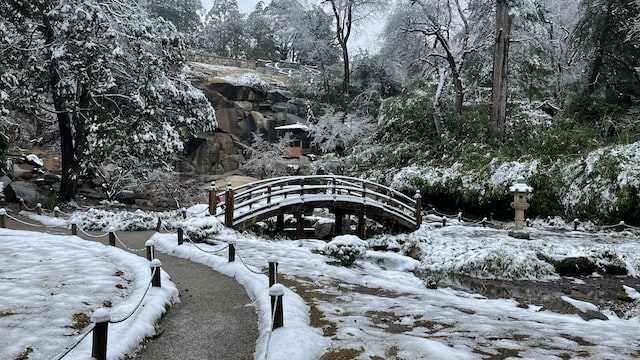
489,0 -> 512,145
44,17 -> 80,202
58,113 -> 78,202
341,44 -> 350,111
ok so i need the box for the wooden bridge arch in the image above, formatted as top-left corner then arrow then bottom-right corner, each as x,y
210,176 -> 422,238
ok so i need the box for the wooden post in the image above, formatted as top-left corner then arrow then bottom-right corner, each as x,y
228,241 -> 236,262
145,240 -> 154,261
414,190 -> 422,229
482,217 -> 488,228
357,214 -> 366,239
209,181 -> 217,216
573,218 -> 580,231
54,206 -> 60,218
276,214 -> 284,231
225,183 -> 235,228
177,227 -> 184,245
36,203 -> 42,215
150,259 -> 162,287
0,208 -> 5,228
442,216 -> 447,227
269,284 -> 284,330
109,232 -> 115,246
181,207 -> 187,219
90,308 -> 111,360
268,258 -> 279,287
155,218 -> 162,232
334,210 -> 344,235
295,212 -> 303,240
19,198 -> 23,211
267,185 -> 272,204
71,223 -> 77,235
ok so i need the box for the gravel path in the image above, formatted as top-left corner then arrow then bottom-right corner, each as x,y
4,216 -> 258,360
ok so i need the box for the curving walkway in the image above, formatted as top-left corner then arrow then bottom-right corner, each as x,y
3,215 -> 258,360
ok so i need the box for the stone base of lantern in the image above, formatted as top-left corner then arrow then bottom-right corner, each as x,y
508,230 -> 531,240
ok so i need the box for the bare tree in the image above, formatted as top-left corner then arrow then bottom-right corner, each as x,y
322,0 -> 386,111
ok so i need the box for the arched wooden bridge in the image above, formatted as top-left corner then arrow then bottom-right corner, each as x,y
209,175 -> 422,238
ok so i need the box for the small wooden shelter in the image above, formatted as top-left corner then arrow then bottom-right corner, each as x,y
274,123 -> 311,157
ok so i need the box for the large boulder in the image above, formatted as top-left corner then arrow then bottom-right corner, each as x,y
4,181 -> 41,205
180,132 -> 246,175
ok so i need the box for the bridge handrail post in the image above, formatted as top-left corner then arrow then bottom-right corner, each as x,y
267,185 -> 272,204
414,190 -> 422,228
225,182 -> 234,227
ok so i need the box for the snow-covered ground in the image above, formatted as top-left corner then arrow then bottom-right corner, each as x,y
4,207 -> 640,359
0,227 -> 178,360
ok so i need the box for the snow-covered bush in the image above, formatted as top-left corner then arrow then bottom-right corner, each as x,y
180,217 -> 223,243
324,235 -> 369,266
69,208 -> 180,231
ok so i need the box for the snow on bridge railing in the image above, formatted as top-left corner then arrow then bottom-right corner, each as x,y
216,175 -> 421,232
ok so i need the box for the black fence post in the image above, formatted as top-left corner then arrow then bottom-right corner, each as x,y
146,240 -> 155,261
150,259 -> 162,287
109,232 -> 116,246
228,240 -> 236,262
0,208 -> 5,228
91,308 -> 111,360
268,257 -> 279,287
177,227 -> 184,246
269,284 -> 284,330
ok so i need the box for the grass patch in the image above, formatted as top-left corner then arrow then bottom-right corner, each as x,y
278,275 -> 338,337
320,347 -> 364,360
68,313 -> 90,331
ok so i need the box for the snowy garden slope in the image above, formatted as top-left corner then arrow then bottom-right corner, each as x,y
0,228 -> 177,360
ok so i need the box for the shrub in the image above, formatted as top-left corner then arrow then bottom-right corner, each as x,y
324,235 -> 368,266
180,217 -> 223,243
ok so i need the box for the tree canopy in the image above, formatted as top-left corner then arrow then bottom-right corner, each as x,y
1,0 -> 217,201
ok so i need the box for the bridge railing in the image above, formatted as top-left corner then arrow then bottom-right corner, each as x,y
223,176 -> 419,229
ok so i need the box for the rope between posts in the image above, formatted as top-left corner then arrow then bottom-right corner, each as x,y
78,227 -> 110,239
236,251 -> 267,275
19,199 -> 37,211
52,322 -> 96,360
428,208 -> 461,218
6,213 -> 45,228
187,240 -> 229,254
110,267 -> 157,324
263,294 -> 279,360
113,232 -> 146,252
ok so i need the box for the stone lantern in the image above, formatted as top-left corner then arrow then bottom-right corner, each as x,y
509,178 -> 533,230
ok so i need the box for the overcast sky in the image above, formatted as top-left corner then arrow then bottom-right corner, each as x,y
200,0 -> 267,13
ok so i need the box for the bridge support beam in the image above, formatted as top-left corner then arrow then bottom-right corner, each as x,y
333,210 -> 345,236
357,214 -> 366,239
295,212 -> 304,239
276,214 -> 284,231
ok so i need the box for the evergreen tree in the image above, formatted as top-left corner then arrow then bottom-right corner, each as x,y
246,1 -> 277,60
146,0 -> 203,33
0,0 -> 216,201
572,0 -> 640,115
